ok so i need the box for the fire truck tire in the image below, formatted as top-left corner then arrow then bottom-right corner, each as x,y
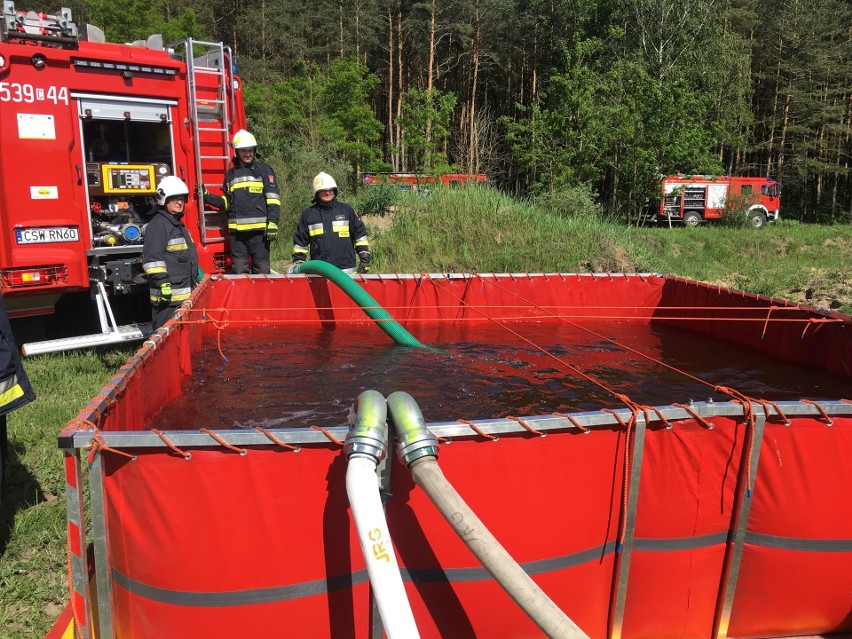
749,210 -> 767,229
682,211 -> 702,226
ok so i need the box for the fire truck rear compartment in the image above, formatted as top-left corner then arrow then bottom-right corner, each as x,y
80,103 -> 175,256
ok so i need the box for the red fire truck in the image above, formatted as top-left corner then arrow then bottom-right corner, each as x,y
653,174 -> 781,228
0,4 -> 246,354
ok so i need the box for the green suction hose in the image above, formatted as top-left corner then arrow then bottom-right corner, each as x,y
292,261 -> 426,349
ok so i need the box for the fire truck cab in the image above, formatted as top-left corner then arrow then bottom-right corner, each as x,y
0,3 -> 246,354
654,174 -> 781,229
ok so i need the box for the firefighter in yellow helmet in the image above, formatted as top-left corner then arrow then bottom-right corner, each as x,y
0,294 -> 36,502
203,130 -> 281,274
143,176 -> 202,330
292,172 -> 371,274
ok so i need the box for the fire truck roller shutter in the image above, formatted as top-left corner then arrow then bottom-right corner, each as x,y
74,96 -> 177,122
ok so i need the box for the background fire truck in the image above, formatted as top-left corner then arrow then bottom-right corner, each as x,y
653,174 -> 781,228
0,3 -> 246,354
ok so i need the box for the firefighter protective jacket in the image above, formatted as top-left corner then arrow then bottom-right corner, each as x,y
204,159 -> 281,233
142,209 -> 200,304
293,199 -> 369,271
0,296 -> 35,417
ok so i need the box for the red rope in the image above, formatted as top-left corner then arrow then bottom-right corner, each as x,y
551,412 -> 591,434
799,399 -> 834,426
199,428 -> 247,454
456,418 -> 499,440
484,277 -> 724,395
715,386 -> 758,497
761,306 -> 778,339
151,429 -> 191,459
505,415 -> 545,436
428,276 -> 628,400
255,427 -> 300,451
753,399 -> 791,425
672,403 -> 715,430
426,427 -> 450,444
84,429 -> 136,464
309,425 -> 345,446
67,417 -> 99,431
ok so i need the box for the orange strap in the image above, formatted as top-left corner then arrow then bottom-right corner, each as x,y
456,418 -> 498,440
505,415 -> 545,436
151,428 -> 191,459
84,429 -> 136,464
309,425 -> 345,446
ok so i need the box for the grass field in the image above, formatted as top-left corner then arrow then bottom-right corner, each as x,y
2,186 -> 850,636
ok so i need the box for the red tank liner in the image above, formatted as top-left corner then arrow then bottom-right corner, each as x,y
55,273 -> 851,639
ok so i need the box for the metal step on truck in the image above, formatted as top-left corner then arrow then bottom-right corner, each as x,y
0,2 -> 247,354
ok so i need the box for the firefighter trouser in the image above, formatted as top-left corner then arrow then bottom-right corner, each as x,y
231,230 -> 270,274
1,414 -> 7,497
152,302 -> 182,331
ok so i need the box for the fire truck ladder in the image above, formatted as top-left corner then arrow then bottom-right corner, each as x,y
173,39 -> 235,243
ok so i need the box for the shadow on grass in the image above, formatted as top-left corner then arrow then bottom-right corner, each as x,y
0,420 -> 46,557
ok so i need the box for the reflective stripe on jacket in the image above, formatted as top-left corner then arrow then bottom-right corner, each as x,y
142,209 -> 200,303
204,159 -> 281,232
293,199 -> 369,270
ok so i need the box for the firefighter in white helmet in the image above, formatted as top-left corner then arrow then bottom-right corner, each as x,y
143,176 -> 203,330
203,129 -> 281,274
292,172 -> 371,274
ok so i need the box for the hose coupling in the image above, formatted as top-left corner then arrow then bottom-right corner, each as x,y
345,390 -> 388,462
387,391 -> 439,466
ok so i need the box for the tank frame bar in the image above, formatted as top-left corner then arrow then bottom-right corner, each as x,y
58,399 -> 845,450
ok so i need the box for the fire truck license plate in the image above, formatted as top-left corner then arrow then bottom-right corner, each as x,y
15,227 -> 79,244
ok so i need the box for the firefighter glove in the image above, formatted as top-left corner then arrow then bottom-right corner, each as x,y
159,282 -> 172,304
195,268 -> 205,284
266,221 -> 278,239
357,250 -> 372,274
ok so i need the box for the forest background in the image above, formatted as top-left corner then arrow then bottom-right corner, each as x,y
49,0 -> 852,225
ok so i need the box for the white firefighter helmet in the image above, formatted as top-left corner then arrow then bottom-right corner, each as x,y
156,176 -> 189,205
312,172 -> 338,196
232,129 -> 258,150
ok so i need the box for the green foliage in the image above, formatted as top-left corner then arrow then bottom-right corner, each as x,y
322,59 -> 385,172
83,0 -> 203,43
352,182 -> 399,217
718,192 -> 759,228
373,186 -> 641,274
533,184 -> 603,220
396,88 -> 458,172
505,38 -> 725,220
243,59 -> 384,184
